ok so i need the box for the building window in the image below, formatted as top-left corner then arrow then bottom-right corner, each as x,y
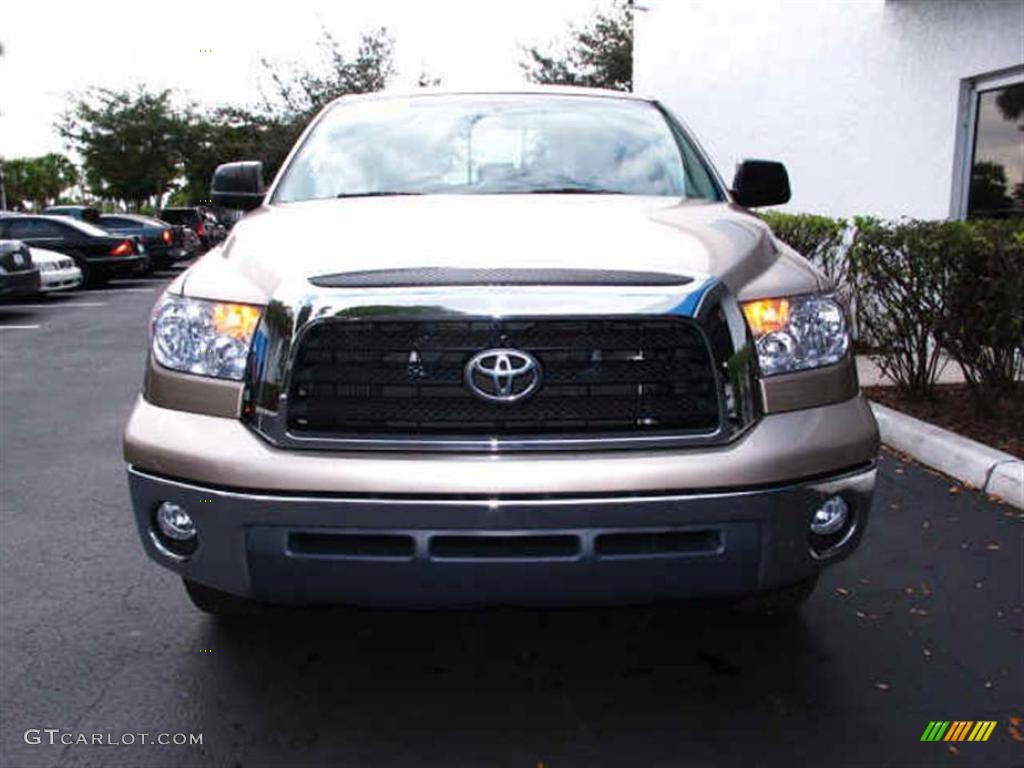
957,69 -> 1024,219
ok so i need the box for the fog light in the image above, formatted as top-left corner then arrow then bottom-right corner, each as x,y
156,501 -> 196,541
810,496 -> 848,535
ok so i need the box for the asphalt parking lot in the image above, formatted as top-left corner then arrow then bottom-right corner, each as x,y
0,272 -> 1021,768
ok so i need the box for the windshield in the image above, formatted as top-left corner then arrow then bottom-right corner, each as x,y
273,94 -> 722,202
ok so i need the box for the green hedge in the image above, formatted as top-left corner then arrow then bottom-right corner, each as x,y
761,212 -> 1024,404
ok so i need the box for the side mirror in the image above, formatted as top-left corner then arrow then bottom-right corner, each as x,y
731,160 -> 790,208
211,161 -> 265,211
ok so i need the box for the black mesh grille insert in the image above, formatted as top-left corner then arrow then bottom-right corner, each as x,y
286,318 -> 720,438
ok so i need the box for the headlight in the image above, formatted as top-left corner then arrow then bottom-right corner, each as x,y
150,294 -> 262,380
741,294 -> 848,376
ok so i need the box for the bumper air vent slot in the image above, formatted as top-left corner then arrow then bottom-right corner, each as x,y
289,532 -> 415,559
429,534 -> 580,560
594,529 -> 722,557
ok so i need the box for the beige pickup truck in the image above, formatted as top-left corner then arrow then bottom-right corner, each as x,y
124,88 -> 878,615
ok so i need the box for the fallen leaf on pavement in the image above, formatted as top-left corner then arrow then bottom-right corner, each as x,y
835,587 -> 850,597
923,648 -> 932,659
947,745 -> 959,755
874,682 -> 889,691
986,543 -> 1001,551
909,607 -> 929,616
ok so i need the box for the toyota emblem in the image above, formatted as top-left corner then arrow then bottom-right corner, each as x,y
464,348 -> 542,403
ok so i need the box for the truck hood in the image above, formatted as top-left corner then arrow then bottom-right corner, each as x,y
180,195 -> 822,305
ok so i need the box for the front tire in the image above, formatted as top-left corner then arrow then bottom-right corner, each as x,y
183,578 -> 261,617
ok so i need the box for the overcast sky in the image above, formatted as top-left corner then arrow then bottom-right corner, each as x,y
0,0 -> 604,158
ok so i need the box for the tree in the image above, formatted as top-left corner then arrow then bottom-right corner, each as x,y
969,161 -> 1013,214
175,27 -> 396,205
1,154 -> 78,210
54,27 -> 396,208
57,87 -> 189,210
520,1 -> 633,91
258,27 -> 396,123
178,107 -> 297,205
995,82 -> 1024,121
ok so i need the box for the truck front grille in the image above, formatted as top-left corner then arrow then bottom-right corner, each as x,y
285,318 -> 721,440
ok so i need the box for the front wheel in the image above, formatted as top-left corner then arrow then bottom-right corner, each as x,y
183,578 -> 262,617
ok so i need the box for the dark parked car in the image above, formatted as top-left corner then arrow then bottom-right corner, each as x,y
43,205 -> 102,224
99,214 -> 192,270
158,207 -> 226,251
0,216 -> 148,285
0,240 -> 42,299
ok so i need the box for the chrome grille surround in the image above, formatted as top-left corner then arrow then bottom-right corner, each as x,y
241,274 -> 760,452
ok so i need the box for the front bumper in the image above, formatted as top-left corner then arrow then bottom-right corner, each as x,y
128,466 -> 877,608
126,392 -> 878,607
0,269 -> 42,298
129,464 -> 874,607
39,265 -> 83,292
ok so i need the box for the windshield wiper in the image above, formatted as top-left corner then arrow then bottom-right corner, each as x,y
336,191 -> 423,198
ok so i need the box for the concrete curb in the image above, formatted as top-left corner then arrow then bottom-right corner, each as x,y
870,402 -> 1024,509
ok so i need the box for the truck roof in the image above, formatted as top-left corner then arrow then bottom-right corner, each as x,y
327,85 -> 655,109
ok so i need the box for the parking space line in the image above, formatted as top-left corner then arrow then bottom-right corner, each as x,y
0,325 -> 42,330
79,288 -> 156,294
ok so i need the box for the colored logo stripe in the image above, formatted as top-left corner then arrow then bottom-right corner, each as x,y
968,721 -> 997,742
921,721 -> 997,742
945,721 -> 973,741
921,722 -> 950,741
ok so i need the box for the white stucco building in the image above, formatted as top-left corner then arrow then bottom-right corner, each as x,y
634,0 -> 1024,219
